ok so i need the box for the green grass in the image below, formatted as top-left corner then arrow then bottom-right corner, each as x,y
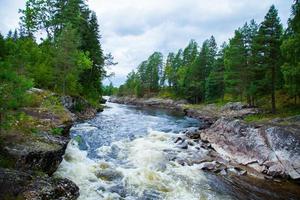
245,105 -> 300,123
50,127 -> 63,135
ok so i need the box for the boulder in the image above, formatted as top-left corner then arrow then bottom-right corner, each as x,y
221,102 -> 246,111
183,127 -> 201,139
96,168 -> 124,181
2,133 -> 69,175
0,168 -> 79,200
199,161 -> 217,171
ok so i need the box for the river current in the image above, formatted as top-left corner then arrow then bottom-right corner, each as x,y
55,101 -> 300,200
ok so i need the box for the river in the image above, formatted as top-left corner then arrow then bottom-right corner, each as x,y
55,101 -> 300,200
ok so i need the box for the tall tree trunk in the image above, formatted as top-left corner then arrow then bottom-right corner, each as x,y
271,66 -> 276,114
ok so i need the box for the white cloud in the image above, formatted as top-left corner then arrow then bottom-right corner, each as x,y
0,0 -> 293,86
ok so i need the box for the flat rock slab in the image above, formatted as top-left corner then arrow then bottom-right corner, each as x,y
200,117 -> 300,179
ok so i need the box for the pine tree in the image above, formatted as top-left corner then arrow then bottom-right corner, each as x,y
205,43 -> 227,102
253,5 -> 283,113
224,30 -> 247,100
188,36 -> 217,103
146,52 -> 163,92
79,11 -> 105,102
0,33 -> 6,60
178,40 -> 199,99
164,52 -> 176,87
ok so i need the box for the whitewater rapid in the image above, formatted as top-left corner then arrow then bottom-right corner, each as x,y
55,127 -> 232,200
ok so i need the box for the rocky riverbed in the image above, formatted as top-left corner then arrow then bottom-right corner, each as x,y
109,96 -> 300,182
0,88 -> 100,200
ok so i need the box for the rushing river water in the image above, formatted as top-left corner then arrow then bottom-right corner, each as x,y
55,101 -> 300,200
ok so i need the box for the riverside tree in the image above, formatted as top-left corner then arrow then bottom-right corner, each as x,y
281,0 -> 300,104
252,5 -> 283,113
18,0 -> 105,104
0,0 -> 108,132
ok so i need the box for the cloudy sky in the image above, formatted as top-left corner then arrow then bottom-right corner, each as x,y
0,0 -> 293,86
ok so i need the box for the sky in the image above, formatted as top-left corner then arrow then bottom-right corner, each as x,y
0,0 -> 293,86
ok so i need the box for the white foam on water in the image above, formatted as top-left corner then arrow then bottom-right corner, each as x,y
55,130 -> 232,200
72,123 -> 98,132
54,141 -> 104,200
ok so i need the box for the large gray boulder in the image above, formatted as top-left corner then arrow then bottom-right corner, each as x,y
200,117 -> 300,179
2,133 -> 69,176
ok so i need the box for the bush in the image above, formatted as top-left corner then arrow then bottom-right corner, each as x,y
0,63 -> 33,130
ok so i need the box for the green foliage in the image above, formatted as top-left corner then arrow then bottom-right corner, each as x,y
102,82 -> 118,96
0,62 -> 33,130
18,0 -> 105,105
74,135 -> 83,145
244,105 -> 300,123
281,1 -> 300,103
42,95 -> 64,113
118,52 -> 163,97
251,5 -> 283,113
51,127 -> 63,135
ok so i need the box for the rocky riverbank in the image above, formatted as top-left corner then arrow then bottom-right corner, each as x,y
109,96 -> 300,182
0,88 -> 100,200
109,96 -> 258,127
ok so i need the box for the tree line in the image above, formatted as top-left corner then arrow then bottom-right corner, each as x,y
0,0 -> 106,127
119,2 -> 300,113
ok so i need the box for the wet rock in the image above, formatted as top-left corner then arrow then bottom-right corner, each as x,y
183,127 -> 201,140
266,163 -> 286,178
174,137 -> 183,143
230,167 -> 247,176
199,161 -> 217,171
2,133 -> 69,176
176,140 -> 188,149
0,168 -> 79,200
99,98 -> 107,104
187,140 -> 196,146
108,184 -> 127,198
96,168 -> 124,181
220,169 -> 227,176
176,158 -> 187,166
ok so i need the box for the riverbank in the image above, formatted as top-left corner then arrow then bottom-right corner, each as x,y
0,88 -> 101,200
109,96 -> 300,182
